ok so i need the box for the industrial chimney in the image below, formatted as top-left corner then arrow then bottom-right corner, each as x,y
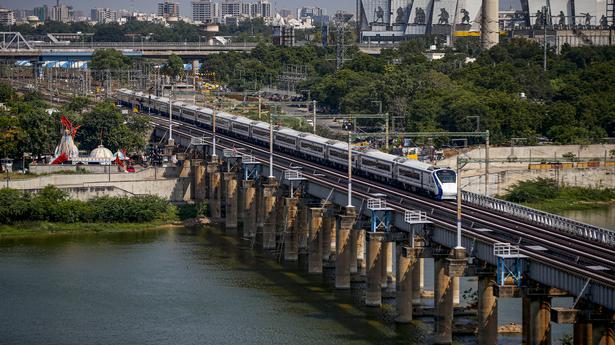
481,0 -> 499,49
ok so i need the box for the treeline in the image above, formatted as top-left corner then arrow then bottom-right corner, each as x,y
0,186 -> 176,224
202,39 -> 615,145
0,85 -> 150,160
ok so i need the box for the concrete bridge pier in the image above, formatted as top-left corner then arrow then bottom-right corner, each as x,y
434,249 -> 466,345
412,257 -> 423,305
396,243 -> 417,323
192,159 -> 206,201
356,229 -> 366,275
241,180 -> 256,240
381,241 -> 393,290
434,254 -> 454,344
283,198 -> 299,262
349,227 -> 358,275
522,294 -> 552,345
261,178 -> 278,250
223,172 -> 238,232
591,311 -> 615,345
308,208 -> 324,274
477,272 -> 498,345
335,206 -> 356,289
206,158 -> 221,221
366,232 -> 384,307
453,277 -> 461,306
322,211 -> 335,261
297,202 -> 309,263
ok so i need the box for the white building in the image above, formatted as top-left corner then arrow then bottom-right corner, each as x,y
192,0 -> 219,23
0,8 -> 16,26
250,0 -> 271,19
221,0 -> 241,17
50,3 -> 71,22
91,8 -> 118,23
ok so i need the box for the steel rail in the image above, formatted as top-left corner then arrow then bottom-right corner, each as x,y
152,118 -> 615,288
146,115 -> 615,272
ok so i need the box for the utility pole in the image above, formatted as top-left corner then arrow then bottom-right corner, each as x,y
485,130 -> 490,196
258,92 -> 262,120
456,154 -> 463,249
168,84 -> 173,144
269,109 -> 274,178
543,5 -> 548,71
312,100 -> 317,134
347,131 -> 353,207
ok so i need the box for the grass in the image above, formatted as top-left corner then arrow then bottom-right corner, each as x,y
503,177 -> 615,213
0,221 -> 181,239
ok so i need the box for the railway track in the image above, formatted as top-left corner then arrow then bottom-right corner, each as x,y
146,114 -> 615,287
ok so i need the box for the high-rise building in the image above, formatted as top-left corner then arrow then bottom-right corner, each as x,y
158,0 -> 180,18
192,0 -> 218,23
91,8 -> 118,23
50,1 -> 71,22
221,0 -> 241,17
33,5 -> 49,21
250,0 -> 271,18
298,6 -> 324,19
0,8 -> 16,26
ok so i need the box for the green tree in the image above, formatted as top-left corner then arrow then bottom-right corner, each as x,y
78,101 -> 149,153
91,49 -> 132,71
162,54 -> 184,79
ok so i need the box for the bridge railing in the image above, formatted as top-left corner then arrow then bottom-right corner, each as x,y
462,191 -> 615,247
29,41 -> 258,49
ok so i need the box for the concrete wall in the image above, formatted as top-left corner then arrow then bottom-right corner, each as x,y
437,144 -> 615,171
462,167 -> 615,196
7,166 -> 192,202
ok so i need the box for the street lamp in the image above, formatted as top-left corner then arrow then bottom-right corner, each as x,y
212,97 -> 221,157
268,106 -> 275,178
455,153 -> 463,249
347,131 -> 353,207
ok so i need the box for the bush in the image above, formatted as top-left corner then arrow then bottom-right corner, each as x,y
178,203 -> 208,220
504,178 -> 558,203
0,186 -> 175,224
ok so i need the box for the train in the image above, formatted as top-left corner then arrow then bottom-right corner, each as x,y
116,89 -> 457,200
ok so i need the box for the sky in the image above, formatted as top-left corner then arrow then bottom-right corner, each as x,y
5,0 -> 521,16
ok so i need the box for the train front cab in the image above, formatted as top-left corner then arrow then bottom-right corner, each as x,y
433,169 -> 457,200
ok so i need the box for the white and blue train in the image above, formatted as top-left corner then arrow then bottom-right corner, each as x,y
117,89 -> 457,200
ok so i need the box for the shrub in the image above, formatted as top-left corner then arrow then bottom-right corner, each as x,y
504,177 -> 558,203
0,186 -> 175,224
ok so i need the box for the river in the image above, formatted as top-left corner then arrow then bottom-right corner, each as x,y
560,204 -> 615,230
0,227 -> 573,344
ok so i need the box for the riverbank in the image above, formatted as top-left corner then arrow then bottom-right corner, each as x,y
502,177 -> 615,214
0,221 -> 183,239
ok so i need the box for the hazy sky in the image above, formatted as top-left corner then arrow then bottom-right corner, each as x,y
5,0 -> 521,15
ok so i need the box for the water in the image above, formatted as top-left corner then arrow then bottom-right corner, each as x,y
560,204 -> 615,229
0,227 -> 574,344
0,228 -> 423,345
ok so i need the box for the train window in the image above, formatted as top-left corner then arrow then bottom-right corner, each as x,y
234,124 -> 249,132
399,168 -> 421,180
329,149 -> 348,160
361,158 -> 391,172
252,128 -> 269,137
217,119 -> 229,126
435,170 -> 456,183
300,142 -> 324,153
276,135 -> 296,145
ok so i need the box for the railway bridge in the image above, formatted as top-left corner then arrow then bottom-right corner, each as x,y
121,92 -> 614,345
